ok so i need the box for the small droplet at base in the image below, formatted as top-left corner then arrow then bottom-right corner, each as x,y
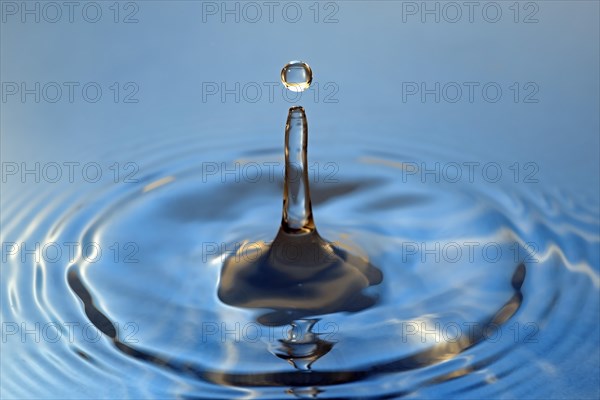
218,106 -> 383,326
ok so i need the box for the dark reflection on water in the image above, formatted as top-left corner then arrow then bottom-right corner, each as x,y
218,229 -> 383,326
67,262 -> 523,386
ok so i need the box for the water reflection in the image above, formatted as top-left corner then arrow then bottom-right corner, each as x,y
2,135 -> 597,398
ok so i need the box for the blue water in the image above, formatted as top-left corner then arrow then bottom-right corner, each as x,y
1,2 -> 599,399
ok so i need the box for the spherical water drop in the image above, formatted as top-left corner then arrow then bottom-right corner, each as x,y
281,61 -> 313,92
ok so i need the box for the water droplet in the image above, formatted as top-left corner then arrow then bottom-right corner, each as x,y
281,61 -> 313,92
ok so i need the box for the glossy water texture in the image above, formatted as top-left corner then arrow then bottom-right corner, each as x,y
2,130 -> 598,398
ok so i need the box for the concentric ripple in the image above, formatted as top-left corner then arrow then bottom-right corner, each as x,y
1,135 -> 598,399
